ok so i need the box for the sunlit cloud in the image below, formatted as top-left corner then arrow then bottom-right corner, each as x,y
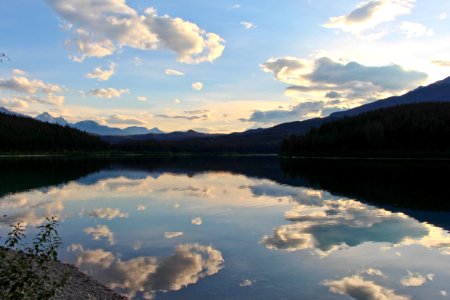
239,279 -> 254,287
324,0 -> 415,37
69,243 -> 224,298
192,217 -> 202,225
192,82 -> 204,91
85,62 -> 116,81
47,0 -> 225,63
323,275 -> 409,300
89,208 -> 129,220
137,96 -> 148,102
165,69 -> 184,76
165,231 -> 184,239
83,225 -> 115,245
89,88 -> 129,99
241,21 -> 256,30
0,69 -> 64,106
400,22 -> 434,39
400,271 -> 434,287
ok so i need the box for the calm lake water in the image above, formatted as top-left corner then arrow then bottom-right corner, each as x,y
1,156 -> 450,299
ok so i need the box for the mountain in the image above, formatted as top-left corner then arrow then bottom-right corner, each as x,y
0,112 -> 108,153
35,112 -> 69,126
0,107 -> 26,117
330,76 -> 450,118
112,75 -> 450,153
121,126 -> 163,135
103,129 -> 219,144
281,102 -> 450,157
72,120 -> 163,136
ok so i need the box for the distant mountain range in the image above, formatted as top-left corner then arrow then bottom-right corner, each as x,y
2,75 -> 450,153
0,110 -> 165,136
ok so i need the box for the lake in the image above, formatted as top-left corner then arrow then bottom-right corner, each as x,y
1,156 -> 450,299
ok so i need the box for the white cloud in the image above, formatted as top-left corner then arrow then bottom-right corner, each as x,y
165,232 -> 184,239
89,88 -> 129,99
239,279 -> 254,287
192,81 -> 204,91
47,0 -> 225,63
174,98 -> 181,104
89,208 -> 128,220
69,243 -> 223,298
0,97 -> 30,109
439,13 -> 448,20
400,271 -> 434,287
228,4 -> 241,9
324,0 -> 415,36
137,205 -> 147,211
323,275 -> 409,300
192,217 -> 202,225
400,22 -> 434,39
365,268 -> 385,277
241,21 -> 256,30
165,69 -> 184,76
0,69 -> 64,106
262,56 -> 427,106
83,225 -> 115,245
86,62 -> 116,81
137,96 -> 147,102
431,60 -> 450,67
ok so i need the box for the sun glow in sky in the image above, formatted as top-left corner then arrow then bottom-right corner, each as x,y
1,0 -> 450,132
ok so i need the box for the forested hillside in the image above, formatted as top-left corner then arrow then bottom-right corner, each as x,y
0,113 -> 109,153
281,102 -> 450,157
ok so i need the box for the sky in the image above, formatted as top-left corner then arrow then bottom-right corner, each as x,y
1,0 -> 450,133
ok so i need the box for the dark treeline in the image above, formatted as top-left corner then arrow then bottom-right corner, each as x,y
0,113 -> 109,153
281,102 -> 450,157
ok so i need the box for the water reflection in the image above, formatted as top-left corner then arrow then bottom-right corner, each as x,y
68,243 -> 223,299
1,157 -> 450,299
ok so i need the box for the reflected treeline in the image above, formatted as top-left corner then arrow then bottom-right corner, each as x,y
2,156 -> 450,212
0,157 -> 110,197
280,159 -> 450,211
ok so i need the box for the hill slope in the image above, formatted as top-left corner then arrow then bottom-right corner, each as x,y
281,102 -> 450,157
0,112 -> 108,153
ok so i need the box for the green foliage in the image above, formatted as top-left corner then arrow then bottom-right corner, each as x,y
281,102 -> 450,157
0,217 -> 69,299
0,112 -> 109,153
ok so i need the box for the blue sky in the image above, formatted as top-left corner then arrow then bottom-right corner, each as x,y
1,0 -> 450,132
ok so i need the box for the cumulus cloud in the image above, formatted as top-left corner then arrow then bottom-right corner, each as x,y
260,57 -> 306,83
0,69 -> 64,106
192,217 -> 202,225
239,279 -> 254,287
69,243 -> 224,298
365,268 -> 385,277
0,97 -> 30,109
137,96 -> 147,102
86,62 -> 116,81
83,225 -> 115,245
261,197 -> 428,256
241,21 -> 256,30
106,114 -> 145,125
47,0 -> 225,63
156,113 -> 209,121
192,81 -> 204,91
400,22 -> 434,39
165,69 -> 184,76
400,271 -> 434,287
324,0 -> 415,36
261,56 -> 427,110
89,88 -> 129,99
323,275 -> 409,300
89,208 -> 128,220
164,232 -> 184,239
